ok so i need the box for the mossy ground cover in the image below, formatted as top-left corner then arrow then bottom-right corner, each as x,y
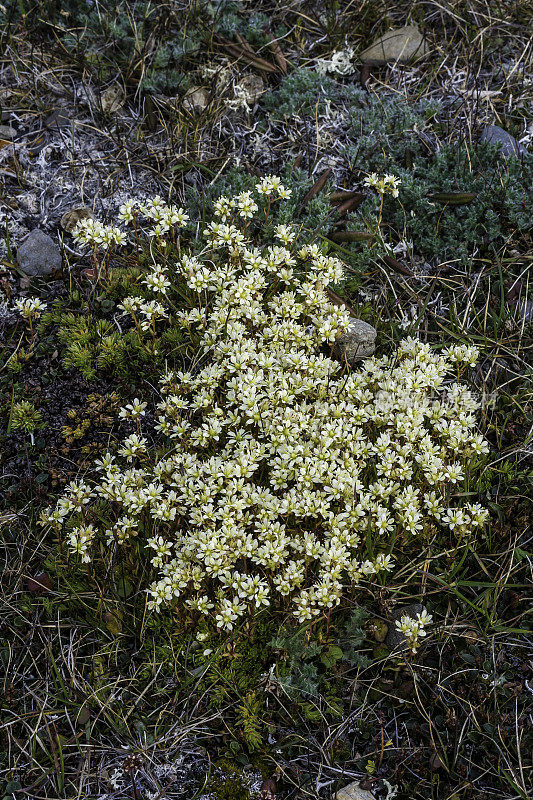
1,2 -> 532,799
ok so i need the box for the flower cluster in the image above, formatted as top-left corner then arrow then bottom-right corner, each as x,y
43,179 -> 489,633
14,297 -> 47,320
72,198 -> 189,250
72,218 -> 126,249
119,398 -> 147,420
364,173 -> 402,198
255,176 -> 292,199
395,608 -> 433,653
117,296 -> 168,331
119,197 -> 189,238
204,177 -> 292,224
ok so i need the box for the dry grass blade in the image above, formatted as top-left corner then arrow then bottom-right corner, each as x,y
217,38 -> 279,74
330,191 -> 367,204
292,153 -> 304,170
235,32 -> 257,58
334,195 -> 368,216
428,192 -> 478,205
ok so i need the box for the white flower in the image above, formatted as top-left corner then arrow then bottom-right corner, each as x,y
118,199 -> 138,223
364,173 -> 401,197
274,224 -> 295,244
256,177 -> 274,196
119,399 -> 147,420
118,296 -> 143,315
143,265 -> 171,295
68,525 -> 96,562
255,175 -> 291,199
168,207 -> 189,227
214,196 -> 234,220
139,301 -> 168,330
119,433 -> 148,461
72,218 -> 125,249
443,343 -> 479,366
364,173 -> 380,189
277,185 -> 292,199
236,191 -> 258,219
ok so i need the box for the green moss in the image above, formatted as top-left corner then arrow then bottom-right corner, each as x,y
205,763 -> 254,800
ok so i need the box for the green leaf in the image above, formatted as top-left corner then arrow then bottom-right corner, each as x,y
320,645 -> 343,668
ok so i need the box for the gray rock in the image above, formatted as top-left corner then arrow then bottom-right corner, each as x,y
385,603 -> 423,652
17,230 -> 62,277
360,25 -> 428,65
0,124 -> 16,140
334,319 -> 376,363
480,125 -> 526,158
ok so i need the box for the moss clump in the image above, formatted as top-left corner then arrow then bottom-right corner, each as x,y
204,762 -> 255,800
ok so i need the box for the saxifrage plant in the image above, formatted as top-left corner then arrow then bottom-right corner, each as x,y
41,177 -> 489,636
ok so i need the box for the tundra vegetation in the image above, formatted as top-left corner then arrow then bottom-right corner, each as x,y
0,2 -> 531,799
